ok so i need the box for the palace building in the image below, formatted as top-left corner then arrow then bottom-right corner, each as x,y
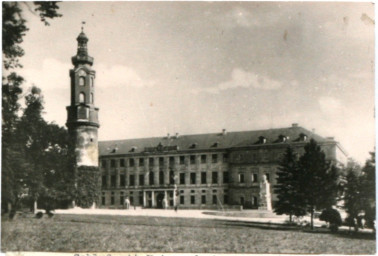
66,30 -> 348,210
98,125 -> 348,209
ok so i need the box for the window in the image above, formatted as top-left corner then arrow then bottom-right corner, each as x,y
180,173 -> 185,185
139,158 -> 144,167
120,192 -> 124,206
102,175 -> 107,187
79,77 -> 85,86
201,172 -> 207,184
252,173 -> 258,183
252,196 -> 258,206
91,77 -> 94,87
190,173 -> 196,184
224,195 -> 228,204
169,170 -> 174,184
159,157 -> 164,166
169,157 -> 175,166
201,195 -> 206,204
119,159 -> 125,167
111,175 -> 116,187
120,174 -> 125,187
179,156 -> 185,165
102,192 -> 106,205
180,196 -> 185,204
191,195 -> 195,204
90,93 -> 94,103
239,173 -> 245,183
223,153 -> 228,163
102,160 -> 107,168
149,172 -> 154,185
213,195 -> 217,204
190,155 -> 195,165
201,155 -> 207,164
79,92 -> 85,103
149,158 -> 154,166
212,172 -> 218,184
129,174 -> 135,186
223,172 -> 229,183
139,191 -> 143,205
110,159 -> 116,168
130,196 -> 134,205
212,154 -> 218,163
240,196 -> 244,206
111,192 -> 115,205
159,171 -> 164,185
139,174 -> 144,185
129,158 -> 135,167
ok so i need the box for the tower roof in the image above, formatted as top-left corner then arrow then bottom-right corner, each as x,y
72,29 -> 93,66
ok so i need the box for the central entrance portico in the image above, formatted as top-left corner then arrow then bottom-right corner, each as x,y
143,189 -> 176,208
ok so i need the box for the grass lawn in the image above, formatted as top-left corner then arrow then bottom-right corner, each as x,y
2,213 -> 376,254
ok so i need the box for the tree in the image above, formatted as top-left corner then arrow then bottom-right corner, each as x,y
274,146 -> 306,222
360,152 -> 375,231
343,167 -> 363,231
2,2 -> 62,217
298,139 -> 340,229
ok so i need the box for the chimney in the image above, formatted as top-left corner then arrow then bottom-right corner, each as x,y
222,129 -> 227,135
175,133 -> 179,139
292,123 -> 298,127
167,133 -> 170,139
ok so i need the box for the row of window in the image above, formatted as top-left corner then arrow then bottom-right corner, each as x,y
101,191 -> 228,206
101,154 -> 228,168
102,171 -> 229,188
238,173 -> 270,183
78,76 -> 94,87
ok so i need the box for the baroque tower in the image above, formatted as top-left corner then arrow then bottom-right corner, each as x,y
66,29 -> 99,167
66,29 -> 100,208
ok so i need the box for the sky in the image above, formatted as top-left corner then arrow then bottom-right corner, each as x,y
17,2 -> 374,164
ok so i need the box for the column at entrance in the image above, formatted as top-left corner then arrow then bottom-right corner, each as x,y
143,191 -> 146,207
152,191 -> 155,207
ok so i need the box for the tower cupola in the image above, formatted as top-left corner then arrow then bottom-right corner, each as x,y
72,30 -> 94,66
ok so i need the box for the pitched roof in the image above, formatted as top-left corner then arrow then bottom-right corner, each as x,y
99,125 -> 332,156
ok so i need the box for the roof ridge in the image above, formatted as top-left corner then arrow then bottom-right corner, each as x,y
99,125 -> 301,143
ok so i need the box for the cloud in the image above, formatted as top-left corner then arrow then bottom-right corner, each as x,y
96,64 -> 155,89
318,96 -> 343,116
192,68 -> 282,94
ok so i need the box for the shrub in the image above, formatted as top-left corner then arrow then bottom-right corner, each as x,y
35,212 -> 43,219
319,208 -> 342,232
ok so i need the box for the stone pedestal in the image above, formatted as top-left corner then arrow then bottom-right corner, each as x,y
258,175 -> 272,211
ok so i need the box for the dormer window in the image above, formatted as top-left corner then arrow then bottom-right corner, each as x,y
189,143 -> 197,149
111,147 -> 118,153
279,135 -> 287,142
130,146 -> 137,152
212,142 -> 219,147
259,136 -> 267,144
299,133 -> 307,141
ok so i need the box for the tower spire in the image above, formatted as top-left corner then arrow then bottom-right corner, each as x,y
81,21 -> 86,32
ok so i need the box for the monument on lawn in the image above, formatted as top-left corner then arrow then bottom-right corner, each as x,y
258,174 -> 272,211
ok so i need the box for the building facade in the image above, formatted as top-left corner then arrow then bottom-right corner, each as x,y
98,125 -> 348,209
